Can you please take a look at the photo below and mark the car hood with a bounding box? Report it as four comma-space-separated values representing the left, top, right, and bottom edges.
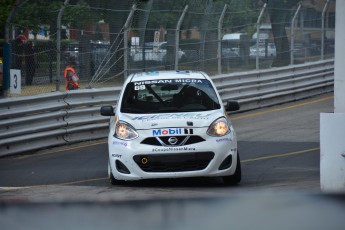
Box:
118, 110, 224, 130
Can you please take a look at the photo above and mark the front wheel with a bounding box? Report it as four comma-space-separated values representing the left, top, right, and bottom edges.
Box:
222, 152, 241, 186
108, 160, 122, 185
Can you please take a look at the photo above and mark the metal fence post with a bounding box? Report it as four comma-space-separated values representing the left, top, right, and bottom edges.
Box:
217, 4, 227, 75
124, 4, 136, 79
290, 4, 301, 65
3, 0, 21, 97
175, 5, 189, 71
56, 0, 69, 92
321, 0, 330, 60
55, 0, 69, 91
256, 3, 266, 70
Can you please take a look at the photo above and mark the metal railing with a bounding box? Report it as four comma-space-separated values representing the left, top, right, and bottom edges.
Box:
0, 60, 334, 157
213, 59, 334, 111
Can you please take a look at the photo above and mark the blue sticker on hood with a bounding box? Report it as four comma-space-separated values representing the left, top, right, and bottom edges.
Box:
132, 113, 212, 121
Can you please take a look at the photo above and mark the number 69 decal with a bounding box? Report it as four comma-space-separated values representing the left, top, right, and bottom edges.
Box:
134, 85, 146, 91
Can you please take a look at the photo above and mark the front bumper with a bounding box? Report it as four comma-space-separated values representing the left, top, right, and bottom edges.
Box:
108, 128, 238, 181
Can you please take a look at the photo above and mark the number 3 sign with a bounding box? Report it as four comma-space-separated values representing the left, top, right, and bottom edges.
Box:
10, 69, 21, 94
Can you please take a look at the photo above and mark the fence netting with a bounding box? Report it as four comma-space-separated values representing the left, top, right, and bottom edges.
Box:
4, 0, 335, 97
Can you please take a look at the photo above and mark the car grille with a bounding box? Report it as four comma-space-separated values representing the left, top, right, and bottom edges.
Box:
133, 152, 214, 172
141, 135, 205, 146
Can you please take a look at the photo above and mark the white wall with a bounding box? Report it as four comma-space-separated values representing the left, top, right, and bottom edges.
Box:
320, 0, 345, 192
334, 0, 345, 113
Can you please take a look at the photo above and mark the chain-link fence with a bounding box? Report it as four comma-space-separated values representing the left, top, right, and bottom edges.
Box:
2, 0, 335, 97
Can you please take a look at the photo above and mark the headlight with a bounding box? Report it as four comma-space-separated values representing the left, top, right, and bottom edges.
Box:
207, 117, 230, 137
114, 121, 138, 140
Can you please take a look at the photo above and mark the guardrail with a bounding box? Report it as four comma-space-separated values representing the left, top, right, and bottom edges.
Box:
0, 60, 334, 157
213, 59, 334, 111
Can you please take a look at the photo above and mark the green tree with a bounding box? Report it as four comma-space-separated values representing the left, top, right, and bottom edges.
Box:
0, 0, 16, 39
2, 0, 100, 40
221, 0, 260, 35
267, 0, 300, 66
12, 0, 61, 39
85, 0, 145, 75
63, 0, 102, 33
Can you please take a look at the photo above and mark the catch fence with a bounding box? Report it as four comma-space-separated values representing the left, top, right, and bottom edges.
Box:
1, 0, 335, 97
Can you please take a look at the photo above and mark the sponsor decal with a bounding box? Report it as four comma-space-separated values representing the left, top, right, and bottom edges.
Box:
184, 128, 193, 134
216, 137, 232, 143
112, 140, 128, 147
134, 80, 173, 85
174, 79, 203, 83
132, 113, 212, 121
134, 85, 146, 91
151, 128, 194, 136
152, 147, 196, 152
133, 79, 203, 86
112, 154, 122, 158
145, 71, 159, 76
152, 128, 183, 136
176, 71, 190, 75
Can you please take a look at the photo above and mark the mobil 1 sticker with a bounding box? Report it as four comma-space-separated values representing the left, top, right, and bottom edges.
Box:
152, 128, 193, 136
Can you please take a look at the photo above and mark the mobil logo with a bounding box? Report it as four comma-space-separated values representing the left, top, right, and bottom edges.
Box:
152, 128, 182, 136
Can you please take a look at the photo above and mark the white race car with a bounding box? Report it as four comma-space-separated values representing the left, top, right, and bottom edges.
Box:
101, 70, 241, 185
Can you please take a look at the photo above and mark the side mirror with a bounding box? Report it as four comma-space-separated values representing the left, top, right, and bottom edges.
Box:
225, 101, 240, 112
100, 106, 115, 116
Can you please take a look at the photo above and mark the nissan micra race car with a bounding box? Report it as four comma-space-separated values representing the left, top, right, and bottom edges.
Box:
100, 70, 241, 185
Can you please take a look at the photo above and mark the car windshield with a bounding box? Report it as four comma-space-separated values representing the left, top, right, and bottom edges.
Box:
120, 78, 221, 114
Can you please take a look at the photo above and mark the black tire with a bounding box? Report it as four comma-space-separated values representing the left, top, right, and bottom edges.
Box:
222, 152, 241, 186
108, 161, 122, 185
109, 171, 118, 185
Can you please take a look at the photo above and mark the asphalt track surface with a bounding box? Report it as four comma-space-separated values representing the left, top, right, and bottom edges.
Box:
1, 93, 345, 230
0, 93, 333, 193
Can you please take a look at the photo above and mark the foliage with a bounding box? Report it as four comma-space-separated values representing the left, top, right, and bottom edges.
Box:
221, 0, 260, 33
63, 0, 102, 28
267, 0, 300, 66
0, 0, 15, 38
13, 0, 61, 36
0, 0, 15, 24
4, 0, 102, 40
143, 0, 259, 31
2, 0, 261, 40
